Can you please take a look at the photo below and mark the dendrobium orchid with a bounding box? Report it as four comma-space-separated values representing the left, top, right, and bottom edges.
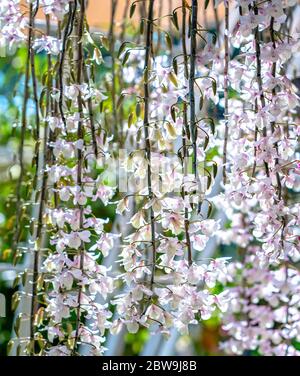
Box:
4, 0, 300, 357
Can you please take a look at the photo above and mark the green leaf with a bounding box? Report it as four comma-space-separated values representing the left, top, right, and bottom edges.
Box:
37, 274, 44, 291
118, 42, 127, 58
199, 96, 204, 110
165, 33, 172, 50
39, 87, 48, 116
130, 3, 136, 18
213, 163, 218, 178
136, 102, 141, 118
14, 314, 22, 337
85, 30, 95, 45
171, 106, 176, 123
207, 202, 213, 218
35, 307, 45, 327
11, 292, 20, 312
93, 47, 103, 65
122, 50, 131, 66
22, 269, 28, 286
13, 275, 20, 289
197, 201, 202, 214
143, 68, 148, 83
29, 220, 35, 236
166, 122, 177, 138
171, 12, 179, 30
117, 93, 125, 109
209, 119, 215, 134
204, 135, 209, 150
140, 18, 144, 35
100, 36, 110, 51
7, 340, 14, 355
172, 59, 178, 75
13, 250, 22, 266
128, 112, 134, 128
207, 173, 212, 190
168, 72, 178, 87
212, 79, 217, 96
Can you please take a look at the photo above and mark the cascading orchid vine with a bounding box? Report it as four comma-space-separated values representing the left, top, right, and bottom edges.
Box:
41, 1, 116, 356
215, 0, 300, 356
2, 0, 299, 357
111, 0, 231, 338
4, 0, 115, 356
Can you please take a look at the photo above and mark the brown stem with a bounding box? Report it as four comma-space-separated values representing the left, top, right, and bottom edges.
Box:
59, 1, 77, 130
51, 21, 62, 209
222, 1, 229, 184
270, 17, 282, 201
251, 99, 259, 178
190, 0, 198, 179
29, 12, 52, 356
28, 1, 41, 353
156, 0, 163, 54
83, 65, 98, 157
118, 0, 129, 145
72, 0, 85, 355
143, 0, 156, 287
30, 11, 41, 192
119, 0, 130, 42
13, 2, 34, 250
168, 0, 173, 37
254, 3, 269, 177
109, 0, 118, 136
182, 0, 192, 266
213, 0, 220, 37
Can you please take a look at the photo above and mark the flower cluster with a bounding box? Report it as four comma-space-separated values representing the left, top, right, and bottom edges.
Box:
217, 0, 300, 355
40, 0, 74, 19
221, 250, 300, 356
19, 1, 117, 355
0, 0, 26, 49
112, 0, 230, 338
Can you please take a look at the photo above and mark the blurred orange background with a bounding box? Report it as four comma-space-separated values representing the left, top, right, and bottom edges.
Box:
21, 0, 223, 31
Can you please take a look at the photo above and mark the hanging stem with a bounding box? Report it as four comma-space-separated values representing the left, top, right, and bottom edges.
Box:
182, 0, 192, 266
270, 17, 282, 200
120, 0, 130, 42
73, 0, 85, 355
168, 0, 173, 37
13, 1, 34, 250
31, 1, 41, 192
156, 0, 163, 54
222, 1, 229, 184
189, 0, 198, 179
142, 0, 156, 287
29, 9, 52, 356
109, 0, 118, 135
83, 64, 98, 157
253, 2, 269, 177
29, 0, 45, 354
51, 21, 62, 209
117, 0, 129, 145
59, 1, 77, 130
213, 0, 220, 37
251, 98, 259, 178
